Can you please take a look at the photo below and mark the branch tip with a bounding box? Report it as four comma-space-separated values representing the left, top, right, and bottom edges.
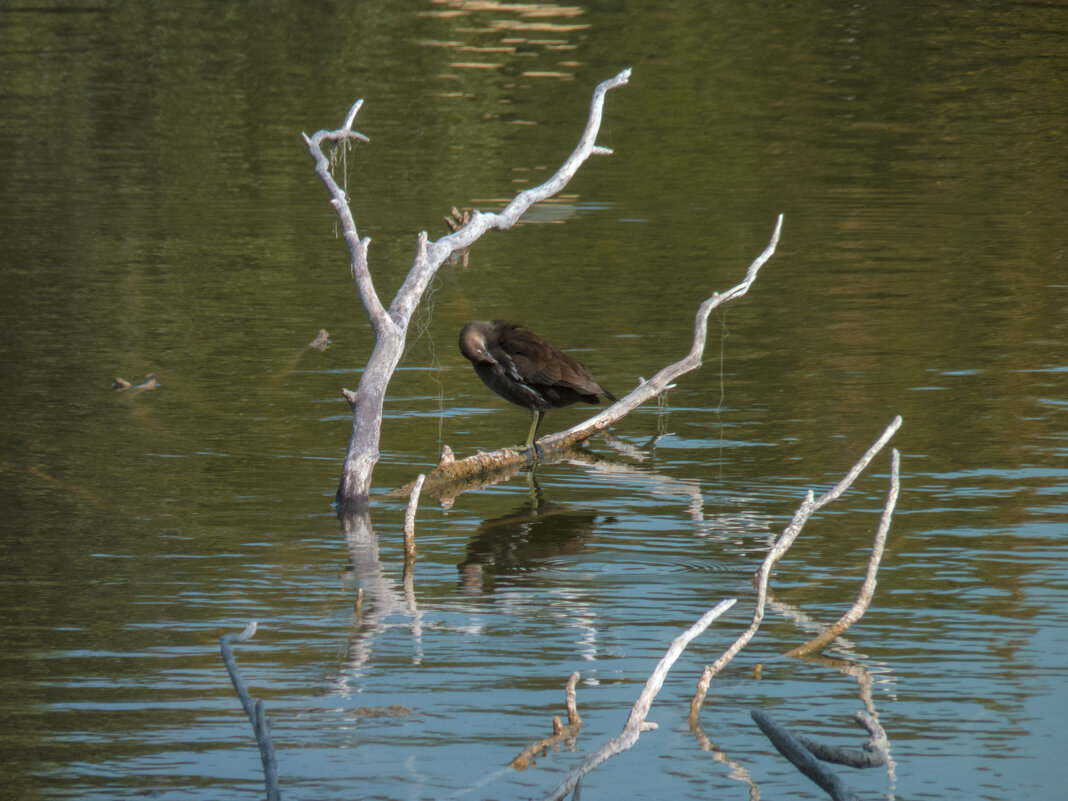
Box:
343, 98, 364, 132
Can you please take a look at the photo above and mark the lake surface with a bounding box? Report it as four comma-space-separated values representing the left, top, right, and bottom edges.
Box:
1, 2, 1065, 799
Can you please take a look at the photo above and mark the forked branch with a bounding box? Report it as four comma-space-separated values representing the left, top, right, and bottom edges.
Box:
303, 69, 633, 510
689, 416, 902, 720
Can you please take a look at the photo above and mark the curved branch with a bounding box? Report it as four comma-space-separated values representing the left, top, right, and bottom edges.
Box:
787, 448, 901, 657
407, 215, 784, 497
751, 710, 861, 801
303, 106, 388, 332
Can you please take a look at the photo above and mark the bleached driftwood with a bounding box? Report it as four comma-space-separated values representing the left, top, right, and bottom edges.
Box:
404, 214, 783, 499
787, 448, 900, 657
689, 416, 902, 720
541, 598, 737, 801
303, 69, 632, 511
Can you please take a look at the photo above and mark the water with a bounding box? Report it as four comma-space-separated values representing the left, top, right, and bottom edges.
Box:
1, 1, 1065, 799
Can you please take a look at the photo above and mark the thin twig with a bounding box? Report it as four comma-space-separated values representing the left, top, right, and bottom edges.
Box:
220, 622, 281, 801
403, 473, 424, 561
511, 672, 584, 770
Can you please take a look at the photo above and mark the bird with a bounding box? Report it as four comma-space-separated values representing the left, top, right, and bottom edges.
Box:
459, 319, 618, 450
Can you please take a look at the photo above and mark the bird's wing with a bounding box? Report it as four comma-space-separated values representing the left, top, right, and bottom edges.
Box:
497, 324, 605, 395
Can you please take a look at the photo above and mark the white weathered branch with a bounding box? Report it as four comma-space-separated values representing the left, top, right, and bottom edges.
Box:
689, 416, 902, 720
541, 598, 736, 801
408, 214, 784, 498
787, 448, 900, 657
305, 69, 632, 509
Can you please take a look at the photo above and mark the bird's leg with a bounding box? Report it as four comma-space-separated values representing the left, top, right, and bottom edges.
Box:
524, 409, 545, 451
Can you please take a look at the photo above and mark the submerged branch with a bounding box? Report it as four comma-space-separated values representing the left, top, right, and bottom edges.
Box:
751, 711, 860, 801
220, 622, 281, 801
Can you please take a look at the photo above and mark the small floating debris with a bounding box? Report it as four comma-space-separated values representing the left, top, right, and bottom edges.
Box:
307, 329, 331, 351
112, 373, 158, 392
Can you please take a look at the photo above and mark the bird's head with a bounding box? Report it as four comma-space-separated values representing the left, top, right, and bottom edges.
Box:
459, 321, 498, 365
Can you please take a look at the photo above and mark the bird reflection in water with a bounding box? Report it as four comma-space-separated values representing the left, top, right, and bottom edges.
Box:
458, 475, 613, 593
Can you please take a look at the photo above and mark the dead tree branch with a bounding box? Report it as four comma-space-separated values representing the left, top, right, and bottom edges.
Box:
541, 598, 736, 801
511, 672, 583, 770
303, 69, 632, 511
220, 622, 281, 801
787, 448, 900, 657
689, 416, 902, 721
407, 214, 784, 497
750, 710, 862, 801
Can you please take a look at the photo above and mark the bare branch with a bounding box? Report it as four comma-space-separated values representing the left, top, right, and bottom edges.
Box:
689, 417, 902, 720
511, 672, 584, 770
308, 70, 632, 509
423, 68, 633, 267
542, 598, 736, 801
220, 623, 281, 801
787, 448, 901, 657
303, 107, 387, 331
407, 215, 784, 498
793, 710, 890, 769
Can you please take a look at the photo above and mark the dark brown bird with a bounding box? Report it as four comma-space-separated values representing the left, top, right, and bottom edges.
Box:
459, 320, 617, 449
